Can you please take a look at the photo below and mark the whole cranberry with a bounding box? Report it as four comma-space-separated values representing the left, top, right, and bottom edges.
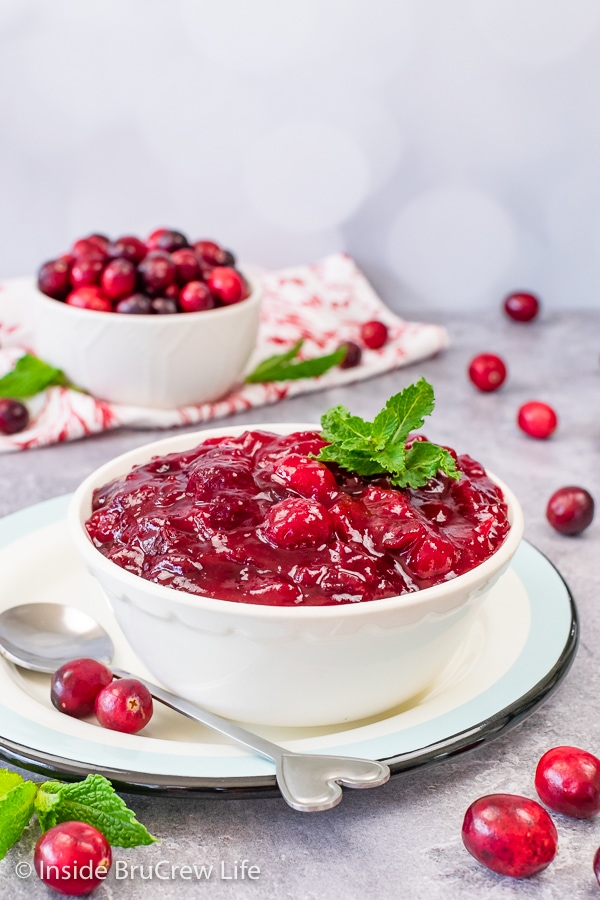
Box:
109, 235, 147, 264
37, 258, 71, 299
147, 228, 188, 252
70, 257, 104, 290
273, 454, 338, 504
115, 294, 153, 314
207, 267, 248, 305
51, 658, 113, 718
261, 497, 333, 549
163, 282, 180, 301
338, 341, 362, 369
461, 794, 558, 878
360, 320, 389, 350
151, 297, 179, 314
101, 258, 137, 300
86, 233, 111, 254
468, 353, 507, 392
66, 287, 112, 312
71, 237, 108, 261
95, 678, 153, 734
0, 398, 29, 435
34, 821, 112, 896
179, 280, 215, 312
194, 239, 228, 266
171, 247, 201, 285
546, 486, 594, 535
517, 401, 557, 439
504, 292, 540, 322
138, 251, 176, 296
535, 746, 600, 818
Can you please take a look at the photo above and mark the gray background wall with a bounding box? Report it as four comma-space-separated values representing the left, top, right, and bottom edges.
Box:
1, 0, 600, 312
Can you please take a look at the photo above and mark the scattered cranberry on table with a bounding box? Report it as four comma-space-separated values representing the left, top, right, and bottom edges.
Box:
338, 341, 362, 369
517, 401, 558, 439
546, 486, 594, 535
360, 320, 389, 350
51, 657, 113, 718
34, 821, 112, 896
504, 291, 540, 322
461, 793, 558, 878
0, 398, 29, 435
95, 678, 153, 734
468, 353, 507, 392
535, 746, 600, 819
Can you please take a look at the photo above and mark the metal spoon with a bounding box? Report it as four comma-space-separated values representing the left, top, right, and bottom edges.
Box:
0, 603, 389, 812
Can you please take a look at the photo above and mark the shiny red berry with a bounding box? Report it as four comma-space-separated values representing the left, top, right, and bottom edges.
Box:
517, 401, 557, 439
51, 658, 113, 718
34, 821, 112, 896
262, 497, 333, 549
468, 353, 507, 392
86, 234, 111, 254
535, 746, 600, 818
461, 793, 558, 879
504, 292, 540, 322
171, 248, 201, 285
360, 320, 389, 350
37, 259, 71, 299
138, 252, 176, 296
109, 235, 147, 264
70, 257, 104, 290
179, 281, 215, 312
71, 238, 108, 261
66, 287, 112, 312
339, 341, 362, 369
147, 228, 188, 252
194, 239, 228, 266
207, 267, 248, 305
546, 486, 594, 535
95, 678, 153, 734
101, 258, 136, 300
115, 294, 153, 314
0, 398, 29, 435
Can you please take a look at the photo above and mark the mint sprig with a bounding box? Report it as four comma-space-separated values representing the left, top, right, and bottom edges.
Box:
316, 377, 460, 489
0, 353, 70, 399
0, 769, 156, 860
245, 339, 346, 383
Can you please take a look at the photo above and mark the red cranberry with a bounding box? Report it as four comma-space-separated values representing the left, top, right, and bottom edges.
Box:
339, 341, 362, 369
37, 258, 71, 299
115, 294, 153, 314
0, 398, 29, 435
262, 497, 333, 549
221, 249, 236, 266
461, 794, 558, 879
51, 658, 113, 717
71, 237, 108, 261
171, 247, 201, 285
504, 292, 540, 322
360, 320, 389, 350
273, 455, 338, 503
95, 678, 153, 733
517, 401, 557, 439
66, 287, 112, 312
179, 281, 215, 312
535, 746, 600, 818
468, 353, 507, 392
86, 233, 111, 254
546, 486, 594, 535
138, 252, 176, 296
194, 239, 228, 266
151, 297, 179, 314
109, 235, 147, 264
207, 266, 248, 305
70, 257, 104, 290
34, 821, 112, 896
147, 228, 188, 252
163, 282, 180, 301
101, 258, 137, 300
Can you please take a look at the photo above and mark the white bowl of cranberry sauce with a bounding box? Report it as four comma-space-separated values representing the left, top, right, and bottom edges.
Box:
68, 424, 524, 727
31, 230, 261, 408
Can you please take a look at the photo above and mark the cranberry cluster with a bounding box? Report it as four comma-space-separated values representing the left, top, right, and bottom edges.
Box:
37, 229, 250, 314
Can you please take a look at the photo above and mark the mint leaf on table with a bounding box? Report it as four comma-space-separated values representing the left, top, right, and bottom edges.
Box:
0, 353, 69, 399
316, 377, 460, 489
0, 770, 38, 859
245, 339, 346, 383
34, 774, 157, 847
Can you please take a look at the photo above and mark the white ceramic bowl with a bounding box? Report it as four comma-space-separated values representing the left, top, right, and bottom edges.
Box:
68, 424, 524, 727
30, 274, 262, 409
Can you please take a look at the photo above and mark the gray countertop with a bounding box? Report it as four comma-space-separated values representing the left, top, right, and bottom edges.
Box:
1, 309, 599, 899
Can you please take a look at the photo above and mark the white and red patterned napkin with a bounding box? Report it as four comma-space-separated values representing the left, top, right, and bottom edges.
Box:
0, 254, 448, 452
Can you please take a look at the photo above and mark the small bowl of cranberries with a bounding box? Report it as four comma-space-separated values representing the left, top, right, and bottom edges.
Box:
31, 229, 262, 408
68, 421, 524, 728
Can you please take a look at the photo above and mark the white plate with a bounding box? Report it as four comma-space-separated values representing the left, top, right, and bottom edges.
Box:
0, 496, 577, 796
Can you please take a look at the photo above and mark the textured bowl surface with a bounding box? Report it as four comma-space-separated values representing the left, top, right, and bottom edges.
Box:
30, 274, 262, 409
68, 424, 525, 726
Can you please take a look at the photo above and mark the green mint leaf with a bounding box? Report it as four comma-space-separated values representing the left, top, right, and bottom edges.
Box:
35, 775, 157, 848
245, 342, 346, 383
316, 443, 386, 477
371, 378, 434, 451
0, 769, 37, 860
0, 353, 69, 399
393, 441, 460, 489
319, 405, 374, 449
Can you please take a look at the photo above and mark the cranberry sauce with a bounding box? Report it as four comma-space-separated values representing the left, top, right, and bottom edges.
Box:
86, 430, 510, 607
